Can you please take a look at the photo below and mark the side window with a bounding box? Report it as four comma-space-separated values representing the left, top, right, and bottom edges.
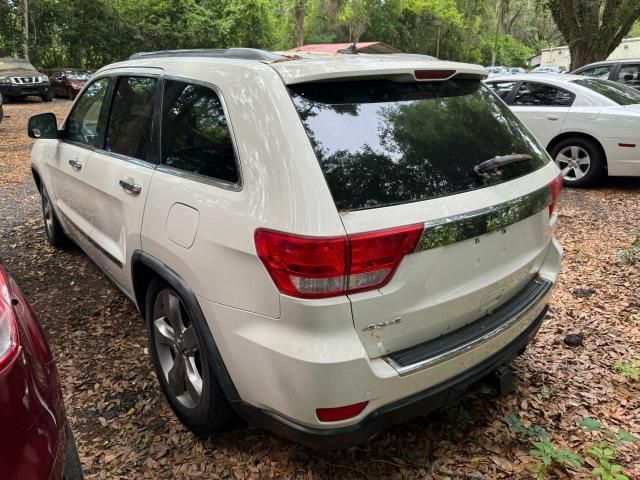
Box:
512, 82, 574, 107
579, 65, 612, 79
487, 81, 516, 101
161, 80, 239, 184
104, 76, 157, 161
65, 77, 111, 147
618, 64, 640, 88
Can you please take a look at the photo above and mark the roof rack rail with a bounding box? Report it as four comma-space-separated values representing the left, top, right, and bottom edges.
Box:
129, 48, 285, 62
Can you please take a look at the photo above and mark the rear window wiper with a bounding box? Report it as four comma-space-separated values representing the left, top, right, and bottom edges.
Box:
474, 154, 532, 179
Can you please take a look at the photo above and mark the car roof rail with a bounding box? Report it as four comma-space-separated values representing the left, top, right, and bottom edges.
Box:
128, 48, 286, 62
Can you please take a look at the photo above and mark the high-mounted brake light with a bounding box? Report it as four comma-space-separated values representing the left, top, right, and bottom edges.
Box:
0, 270, 19, 371
255, 224, 423, 299
316, 401, 368, 422
414, 69, 455, 80
548, 175, 563, 223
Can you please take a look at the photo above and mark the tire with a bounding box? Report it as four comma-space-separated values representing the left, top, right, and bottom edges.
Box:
145, 278, 236, 434
63, 425, 84, 480
549, 137, 605, 188
67, 88, 75, 100
40, 184, 68, 248
41, 91, 53, 102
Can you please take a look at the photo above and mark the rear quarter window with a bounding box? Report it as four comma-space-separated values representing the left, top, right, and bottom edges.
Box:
289, 79, 550, 211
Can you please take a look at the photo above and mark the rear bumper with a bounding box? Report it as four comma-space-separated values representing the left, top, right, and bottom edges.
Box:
238, 305, 547, 449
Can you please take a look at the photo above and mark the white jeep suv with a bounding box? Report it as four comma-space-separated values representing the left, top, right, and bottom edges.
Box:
28, 48, 563, 448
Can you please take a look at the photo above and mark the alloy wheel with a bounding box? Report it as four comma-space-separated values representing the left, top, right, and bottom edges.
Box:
42, 188, 54, 238
555, 146, 591, 182
153, 289, 204, 408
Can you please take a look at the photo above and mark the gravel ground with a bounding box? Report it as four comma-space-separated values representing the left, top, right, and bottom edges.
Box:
0, 100, 639, 479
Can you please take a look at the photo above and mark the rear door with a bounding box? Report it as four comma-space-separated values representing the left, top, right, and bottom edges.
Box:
508, 81, 573, 147
289, 78, 559, 357
616, 63, 640, 90
82, 72, 161, 294
48, 76, 112, 237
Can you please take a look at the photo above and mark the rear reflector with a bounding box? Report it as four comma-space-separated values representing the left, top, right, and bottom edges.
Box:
548, 175, 563, 222
255, 225, 423, 299
414, 69, 455, 80
316, 401, 368, 422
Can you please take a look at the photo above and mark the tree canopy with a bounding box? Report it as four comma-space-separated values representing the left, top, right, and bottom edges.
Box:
0, 0, 637, 70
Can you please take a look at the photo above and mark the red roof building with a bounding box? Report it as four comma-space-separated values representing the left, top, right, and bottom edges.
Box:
288, 42, 400, 54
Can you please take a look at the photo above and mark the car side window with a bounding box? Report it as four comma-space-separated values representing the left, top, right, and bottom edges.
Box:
104, 76, 157, 161
487, 81, 516, 101
161, 80, 239, 185
579, 65, 612, 79
512, 82, 574, 107
65, 77, 111, 147
618, 64, 640, 88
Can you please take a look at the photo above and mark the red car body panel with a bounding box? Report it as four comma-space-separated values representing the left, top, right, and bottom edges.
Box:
0, 265, 67, 480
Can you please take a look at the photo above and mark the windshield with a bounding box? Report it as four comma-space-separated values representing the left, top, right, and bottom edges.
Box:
571, 78, 640, 105
66, 71, 91, 80
289, 79, 550, 211
0, 59, 37, 72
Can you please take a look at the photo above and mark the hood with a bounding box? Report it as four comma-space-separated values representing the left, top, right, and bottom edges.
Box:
0, 68, 43, 78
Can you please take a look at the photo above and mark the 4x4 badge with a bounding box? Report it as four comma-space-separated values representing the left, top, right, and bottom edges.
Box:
362, 317, 402, 332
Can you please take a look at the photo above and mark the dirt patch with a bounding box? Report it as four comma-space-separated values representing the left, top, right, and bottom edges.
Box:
1, 100, 639, 479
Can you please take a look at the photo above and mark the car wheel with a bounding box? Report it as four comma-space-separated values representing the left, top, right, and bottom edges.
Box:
550, 137, 605, 187
145, 279, 236, 434
41, 91, 53, 102
63, 425, 83, 480
67, 88, 75, 100
40, 184, 68, 247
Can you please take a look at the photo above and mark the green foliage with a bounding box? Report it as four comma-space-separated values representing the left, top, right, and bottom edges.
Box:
577, 419, 637, 480
618, 232, 640, 265
615, 356, 640, 380
0, 0, 564, 70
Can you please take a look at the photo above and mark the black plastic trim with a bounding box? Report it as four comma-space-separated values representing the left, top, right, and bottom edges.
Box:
237, 305, 548, 450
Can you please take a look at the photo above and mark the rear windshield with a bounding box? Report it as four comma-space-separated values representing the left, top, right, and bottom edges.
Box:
289, 79, 549, 211
571, 78, 640, 105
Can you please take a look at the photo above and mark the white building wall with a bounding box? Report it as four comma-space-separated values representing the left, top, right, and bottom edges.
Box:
540, 37, 640, 69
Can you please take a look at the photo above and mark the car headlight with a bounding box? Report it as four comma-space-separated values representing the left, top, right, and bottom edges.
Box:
0, 77, 10, 84
41, 75, 49, 83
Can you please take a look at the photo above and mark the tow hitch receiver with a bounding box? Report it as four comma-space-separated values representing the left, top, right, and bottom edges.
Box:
491, 365, 515, 396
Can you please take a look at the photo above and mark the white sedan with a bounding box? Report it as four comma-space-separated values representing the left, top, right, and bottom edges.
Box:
486, 73, 640, 186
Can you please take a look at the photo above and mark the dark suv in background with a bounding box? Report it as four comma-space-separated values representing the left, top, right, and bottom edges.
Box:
572, 58, 640, 89
0, 58, 52, 102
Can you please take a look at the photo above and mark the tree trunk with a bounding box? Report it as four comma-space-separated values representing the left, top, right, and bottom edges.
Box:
21, 0, 29, 61
293, 0, 305, 47
569, 44, 606, 71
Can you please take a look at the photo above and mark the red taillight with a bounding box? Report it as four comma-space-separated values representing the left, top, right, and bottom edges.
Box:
316, 401, 368, 422
0, 270, 19, 371
348, 224, 424, 294
255, 224, 423, 299
414, 69, 455, 80
548, 175, 563, 221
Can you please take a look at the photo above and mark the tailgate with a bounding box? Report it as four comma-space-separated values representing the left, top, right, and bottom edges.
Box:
342, 163, 559, 358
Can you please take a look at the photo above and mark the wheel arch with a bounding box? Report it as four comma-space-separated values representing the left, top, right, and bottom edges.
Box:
32, 167, 42, 192
130, 250, 242, 404
546, 132, 608, 170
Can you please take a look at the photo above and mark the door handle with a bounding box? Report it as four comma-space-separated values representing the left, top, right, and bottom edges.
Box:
119, 178, 142, 195
68, 159, 83, 170
546, 115, 560, 121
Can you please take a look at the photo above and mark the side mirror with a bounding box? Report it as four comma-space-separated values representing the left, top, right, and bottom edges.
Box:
28, 113, 59, 139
